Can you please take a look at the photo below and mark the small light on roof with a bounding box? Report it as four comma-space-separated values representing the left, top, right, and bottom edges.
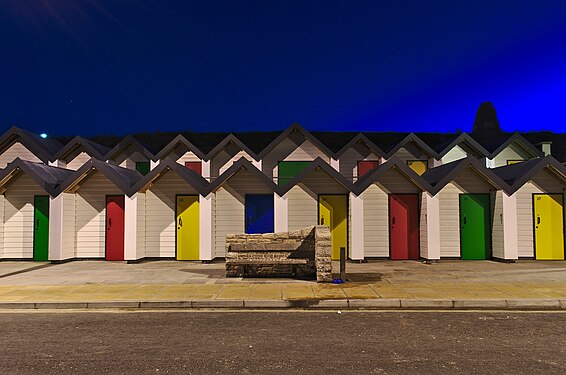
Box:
40, 133, 48, 139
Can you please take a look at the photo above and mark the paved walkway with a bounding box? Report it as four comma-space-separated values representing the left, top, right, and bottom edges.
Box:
0, 260, 566, 309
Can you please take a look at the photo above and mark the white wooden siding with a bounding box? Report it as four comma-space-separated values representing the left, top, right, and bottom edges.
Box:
214, 187, 243, 257
262, 138, 296, 179
145, 171, 199, 258
515, 170, 564, 258
3, 175, 45, 258
491, 143, 530, 167
375, 168, 421, 194
175, 151, 201, 166
492, 191, 504, 259
452, 167, 493, 193
419, 192, 428, 258
212, 149, 255, 178
441, 145, 467, 164
438, 183, 461, 257
0, 142, 42, 168
391, 143, 427, 162
362, 184, 389, 257
61, 193, 76, 259
285, 140, 329, 162
66, 152, 91, 171
136, 193, 146, 257
75, 172, 123, 258
287, 185, 317, 231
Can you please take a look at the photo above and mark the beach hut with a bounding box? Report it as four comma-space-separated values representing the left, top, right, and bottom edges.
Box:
276, 158, 353, 260
105, 135, 155, 175
352, 157, 430, 261
58, 159, 142, 261
153, 135, 207, 178
0, 126, 62, 168
484, 133, 543, 168
493, 157, 566, 260
0, 159, 72, 260
207, 158, 278, 258
369, 133, 437, 176
50, 136, 109, 170
206, 134, 260, 181
421, 157, 507, 260
131, 158, 210, 261
334, 134, 385, 182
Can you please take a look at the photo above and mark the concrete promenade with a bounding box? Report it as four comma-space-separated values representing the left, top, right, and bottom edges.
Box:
1, 260, 566, 309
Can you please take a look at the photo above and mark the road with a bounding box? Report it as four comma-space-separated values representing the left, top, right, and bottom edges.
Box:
0, 310, 565, 374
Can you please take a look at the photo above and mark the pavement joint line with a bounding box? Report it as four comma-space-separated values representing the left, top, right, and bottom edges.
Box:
0, 263, 56, 279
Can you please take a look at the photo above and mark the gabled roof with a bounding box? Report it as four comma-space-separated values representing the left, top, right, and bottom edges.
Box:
0, 158, 74, 196
51, 136, 110, 162
131, 157, 209, 195
421, 156, 508, 195
277, 157, 354, 196
382, 133, 437, 159
205, 133, 260, 161
59, 158, 143, 197
206, 157, 278, 195
154, 134, 206, 161
492, 156, 566, 195
352, 157, 431, 195
436, 133, 490, 158
334, 133, 386, 159
104, 135, 156, 161
0, 126, 63, 162
256, 123, 335, 160
483, 132, 544, 159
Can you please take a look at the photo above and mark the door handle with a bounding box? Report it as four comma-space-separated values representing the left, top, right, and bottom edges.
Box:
463, 216, 467, 225
178, 217, 183, 228
392, 217, 396, 225
320, 216, 324, 225
36, 218, 40, 229
537, 216, 540, 225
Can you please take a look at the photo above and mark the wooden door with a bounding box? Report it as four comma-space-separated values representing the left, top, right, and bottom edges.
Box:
533, 194, 564, 260
105, 195, 125, 261
176, 195, 200, 260
245, 194, 274, 234
33, 196, 49, 261
389, 194, 419, 260
459, 194, 491, 260
318, 195, 348, 260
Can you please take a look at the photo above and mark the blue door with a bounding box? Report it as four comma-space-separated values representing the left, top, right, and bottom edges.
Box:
245, 194, 274, 234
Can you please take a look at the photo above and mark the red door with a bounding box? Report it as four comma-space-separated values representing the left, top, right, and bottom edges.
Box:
357, 161, 379, 178
389, 194, 419, 260
106, 195, 125, 261
185, 161, 202, 175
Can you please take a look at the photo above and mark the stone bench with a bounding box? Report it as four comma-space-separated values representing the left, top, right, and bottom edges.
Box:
224, 226, 332, 282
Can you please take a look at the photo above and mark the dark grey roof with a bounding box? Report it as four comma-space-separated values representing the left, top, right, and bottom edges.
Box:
206, 157, 278, 195
421, 156, 508, 195
435, 133, 490, 158
205, 134, 260, 161
0, 158, 74, 196
51, 136, 110, 162
483, 132, 544, 159
154, 135, 206, 161
491, 156, 566, 194
0, 126, 63, 162
104, 135, 155, 161
334, 133, 386, 158
131, 157, 209, 195
277, 157, 354, 196
256, 123, 335, 160
59, 158, 144, 197
352, 157, 431, 195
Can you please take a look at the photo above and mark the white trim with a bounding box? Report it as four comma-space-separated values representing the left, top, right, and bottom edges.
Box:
330, 158, 339, 171
199, 194, 213, 260
124, 194, 141, 260
350, 193, 364, 260
424, 192, 441, 259
502, 192, 519, 260
274, 193, 288, 233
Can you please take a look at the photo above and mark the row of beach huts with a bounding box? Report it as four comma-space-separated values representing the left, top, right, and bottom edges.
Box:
0, 124, 564, 263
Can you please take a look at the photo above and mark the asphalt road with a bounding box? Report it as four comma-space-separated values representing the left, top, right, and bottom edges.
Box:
0, 310, 565, 374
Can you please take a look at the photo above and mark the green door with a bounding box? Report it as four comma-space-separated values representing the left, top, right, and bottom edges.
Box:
278, 161, 310, 186
459, 194, 491, 260
33, 196, 49, 261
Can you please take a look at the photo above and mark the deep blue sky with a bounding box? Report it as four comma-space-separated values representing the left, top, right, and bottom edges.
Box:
1, 1, 565, 136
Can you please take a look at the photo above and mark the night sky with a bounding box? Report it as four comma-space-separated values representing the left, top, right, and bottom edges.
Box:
1, 1, 565, 137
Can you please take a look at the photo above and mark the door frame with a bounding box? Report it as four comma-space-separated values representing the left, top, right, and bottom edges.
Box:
387, 193, 421, 260
458, 193, 492, 260
104, 195, 125, 261
174, 194, 200, 260
317, 194, 349, 258
33, 195, 50, 261
532, 193, 565, 260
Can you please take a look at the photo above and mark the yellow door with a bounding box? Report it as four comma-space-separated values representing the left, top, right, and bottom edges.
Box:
176, 195, 200, 260
533, 194, 564, 260
319, 195, 348, 260
407, 160, 427, 175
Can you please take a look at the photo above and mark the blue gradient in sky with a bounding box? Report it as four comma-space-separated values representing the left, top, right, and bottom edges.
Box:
0, 1, 565, 136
